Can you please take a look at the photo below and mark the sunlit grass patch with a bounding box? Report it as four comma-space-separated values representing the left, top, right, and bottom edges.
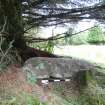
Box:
54, 45, 105, 64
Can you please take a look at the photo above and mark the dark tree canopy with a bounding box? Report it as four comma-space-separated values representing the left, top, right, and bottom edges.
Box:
22, 0, 105, 28
0, 0, 105, 40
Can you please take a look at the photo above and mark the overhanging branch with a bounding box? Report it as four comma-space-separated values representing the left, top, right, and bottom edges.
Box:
23, 3, 105, 27
25, 25, 97, 43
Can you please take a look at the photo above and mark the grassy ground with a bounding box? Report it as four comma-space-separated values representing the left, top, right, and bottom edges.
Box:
1, 45, 105, 105
1, 65, 105, 105
54, 45, 105, 65
53, 45, 105, 105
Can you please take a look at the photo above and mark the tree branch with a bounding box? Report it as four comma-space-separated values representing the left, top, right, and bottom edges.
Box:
25, 25, 97, 43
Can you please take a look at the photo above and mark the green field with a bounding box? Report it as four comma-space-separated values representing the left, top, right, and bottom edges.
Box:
54, 45, 105, 65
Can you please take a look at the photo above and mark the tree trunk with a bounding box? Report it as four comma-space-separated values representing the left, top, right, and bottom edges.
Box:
0, 0, 26, 49
0, 0, 57, 62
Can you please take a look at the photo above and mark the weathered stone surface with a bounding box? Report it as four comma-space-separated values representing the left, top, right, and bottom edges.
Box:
23, 57, 95, 79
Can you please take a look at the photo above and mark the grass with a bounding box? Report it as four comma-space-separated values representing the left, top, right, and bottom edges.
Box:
1, 76, 105, 105
0, 71, 105, 105
0, 93, 48, 105
60, 71, 105, 105
1, 45, 105, 105
54, 45, 105, 105
54, 45, 105, 64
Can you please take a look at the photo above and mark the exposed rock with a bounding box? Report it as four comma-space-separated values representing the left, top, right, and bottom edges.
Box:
23, 57, 96, 79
